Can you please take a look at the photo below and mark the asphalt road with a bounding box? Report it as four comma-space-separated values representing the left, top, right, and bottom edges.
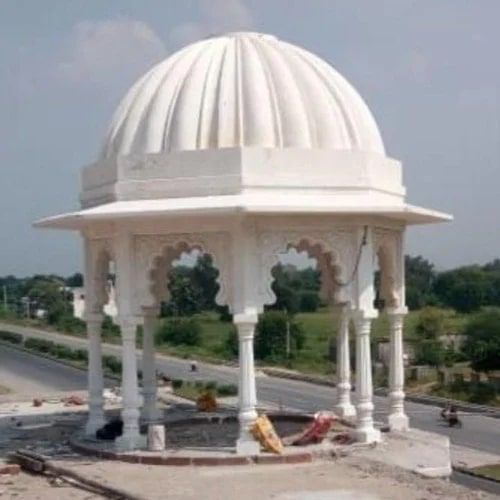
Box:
1, 322, 499, 457
2, 343, 499, 497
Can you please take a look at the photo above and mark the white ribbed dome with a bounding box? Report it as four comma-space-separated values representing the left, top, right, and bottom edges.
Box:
101, 32, 385, 159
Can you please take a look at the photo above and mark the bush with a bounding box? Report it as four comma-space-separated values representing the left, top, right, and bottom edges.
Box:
172, 379, 184, 390
217, 383, 238, 397
462, 309, 500, 372
156, 318, 202, 346
102, 315, 120, 338
49, 343, 74, 360
56, 315, 86, 335
255, 311, 305, 361
24, 337, 55, 353
0, 330, 23, 344
205, 380, 217, 391
224, 327, 238, 357
467, 382, 497, 404
298, 291, 320, 312
415, 307, 446, 340
217, 305, 232, 322
103, 355, 121, 374
74, 349, 88, 362
414, 339, 445, 368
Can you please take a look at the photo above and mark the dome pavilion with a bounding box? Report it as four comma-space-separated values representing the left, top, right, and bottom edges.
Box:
35, 32, 451, 453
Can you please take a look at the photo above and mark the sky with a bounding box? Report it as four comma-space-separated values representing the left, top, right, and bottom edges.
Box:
0, 0, 499, 276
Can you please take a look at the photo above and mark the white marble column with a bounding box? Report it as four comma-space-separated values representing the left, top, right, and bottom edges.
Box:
387, 307, 409, 431
234, 313, 260, 455
335, 305, 356, 419
84, 313, 106, 436
141, 309, 162, 422
115, 318, 143, 451
353, 313, 381, 443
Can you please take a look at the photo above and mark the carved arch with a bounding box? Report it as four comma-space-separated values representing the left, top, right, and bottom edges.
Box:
258, 227, 358, 307
133, 232, 232, 312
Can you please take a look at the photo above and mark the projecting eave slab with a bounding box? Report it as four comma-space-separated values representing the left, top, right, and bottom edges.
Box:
33, 195, 452, 230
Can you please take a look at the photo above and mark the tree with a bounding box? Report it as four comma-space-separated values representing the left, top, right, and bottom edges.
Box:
298, 290, 320, 312
191, 253, 219, 310
156, 317, 202, 346
414, 340, 446, 368
405, 255, 436, 310
462, 309, 500, 372
415, 307, 446, 340
162, 253, 220, 316
254, 311, 305, 361
25, 277, 72, 324
433, 266, 488, 313
164, 267, 202, 316
66, 272, 83, 287
270, 263, 321, 314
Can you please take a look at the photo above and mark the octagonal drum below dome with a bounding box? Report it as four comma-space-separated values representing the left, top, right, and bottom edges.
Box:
101, 32, 385, 159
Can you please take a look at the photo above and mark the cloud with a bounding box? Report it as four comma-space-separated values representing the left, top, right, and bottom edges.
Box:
169, 0, 254, 47
57, 18, 167, 89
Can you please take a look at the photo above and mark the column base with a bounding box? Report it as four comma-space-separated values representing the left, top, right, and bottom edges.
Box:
236, 437, 261, 456
388, 412, 409, 432
354, 426, 381, 444
115, 432, 146, 451
141, 406, 164, 423
335, 402, 356, 420
84, 415, 106, 437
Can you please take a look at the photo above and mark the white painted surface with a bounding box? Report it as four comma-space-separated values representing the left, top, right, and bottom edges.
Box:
100, 32, 385, 158
33, 30, 454, 453
84, 315, 105, 436
335, 305, 355, 419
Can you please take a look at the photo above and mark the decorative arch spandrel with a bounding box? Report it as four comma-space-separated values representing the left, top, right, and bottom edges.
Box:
257, 227, 358, 307
133, 232, 233, 312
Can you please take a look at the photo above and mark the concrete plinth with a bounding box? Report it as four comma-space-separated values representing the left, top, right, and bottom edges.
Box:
236, 438, 261, 456
335, 403, 356, 420
387, 413, 409, 432
353, 427, 381, 444
115, 433, 147, 452
358, 428, 452, 478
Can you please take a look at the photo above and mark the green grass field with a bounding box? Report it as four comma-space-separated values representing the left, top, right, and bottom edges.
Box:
155, 307, 468, 375
472, 464, 500, 481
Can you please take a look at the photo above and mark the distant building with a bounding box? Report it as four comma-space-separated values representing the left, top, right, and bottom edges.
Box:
71, 281, 117, 319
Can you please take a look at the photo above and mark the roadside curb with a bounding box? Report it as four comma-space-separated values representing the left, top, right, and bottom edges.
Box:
0, 340, 121, 383
261, 367, 336, 387
453, 465, 500, 484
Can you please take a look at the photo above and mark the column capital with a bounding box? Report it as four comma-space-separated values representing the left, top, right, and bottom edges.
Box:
118, 316, 140, 341
233, 312, 259, 325
351, 308, 378, 322
386, 306, 409, 317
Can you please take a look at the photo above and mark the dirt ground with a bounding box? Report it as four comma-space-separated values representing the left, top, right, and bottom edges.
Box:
0, 398, 497, 500
0, 456, 496, 500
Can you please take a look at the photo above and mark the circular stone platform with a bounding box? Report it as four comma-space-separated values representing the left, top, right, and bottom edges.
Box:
70, 413, 342, 466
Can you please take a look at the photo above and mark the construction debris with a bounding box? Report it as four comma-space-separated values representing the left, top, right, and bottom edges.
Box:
0, 464, 20, 476
252, 415, 284, 454
96, 419, 123, 440
292, 412, 335, 446
196, 392, 217, 412
9, 450, 146, 500
62, 395, 84, 407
